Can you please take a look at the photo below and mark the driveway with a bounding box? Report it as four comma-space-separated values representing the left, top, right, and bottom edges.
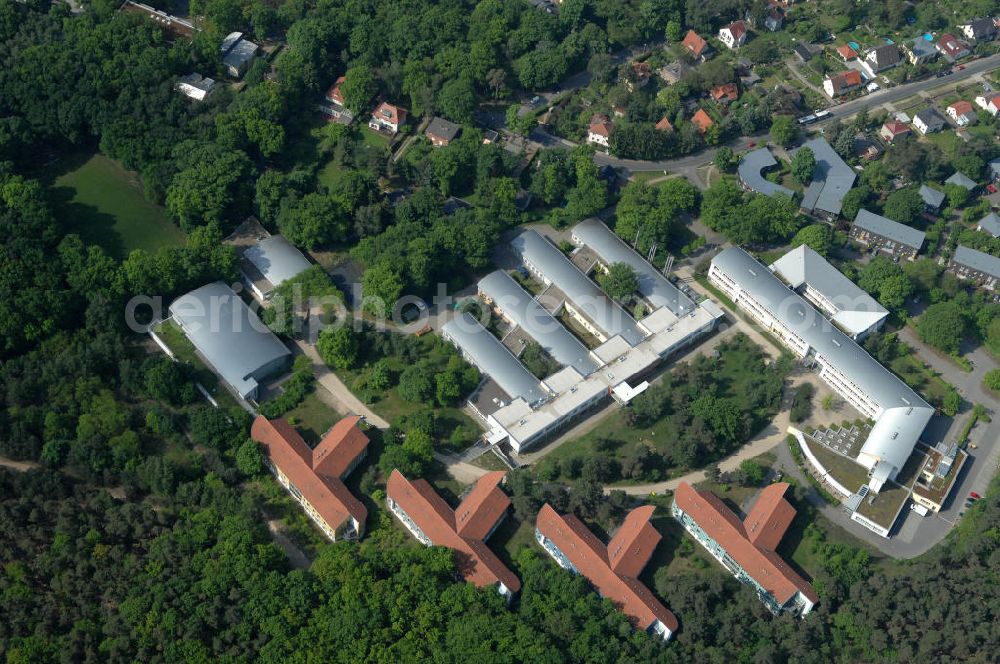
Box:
293, 340, 390, 429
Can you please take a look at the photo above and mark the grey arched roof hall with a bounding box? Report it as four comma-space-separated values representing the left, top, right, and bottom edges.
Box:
510, 230, 646, 346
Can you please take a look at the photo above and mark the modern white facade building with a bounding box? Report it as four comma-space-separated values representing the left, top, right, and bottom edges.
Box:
709, 248, 934, 492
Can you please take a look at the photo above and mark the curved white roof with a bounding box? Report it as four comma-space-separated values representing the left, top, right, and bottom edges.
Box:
168, 282, 291, 398
511, 230, 646, 346
479, 271, 598, 376
712, 248, 933, 476
243, 235, 311, 289
441, 312, 548, 405
770, 245, 888, 338
571, 219, 696, 317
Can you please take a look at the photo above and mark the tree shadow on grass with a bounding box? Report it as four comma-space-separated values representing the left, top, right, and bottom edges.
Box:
48, 185, 128, 259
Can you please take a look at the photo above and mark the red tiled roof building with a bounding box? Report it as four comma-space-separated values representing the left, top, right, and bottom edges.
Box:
387, 470, 521, 600
251, 415, 369, 541
691, 108, 714, 134
672, 482, 818, 616
534, 504, 678, 641
682, 30, 710, 59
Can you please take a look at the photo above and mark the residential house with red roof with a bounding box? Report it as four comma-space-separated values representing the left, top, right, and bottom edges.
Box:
682, 29, 711, 61
823, 70, 862, 98
587, 113, 613, 149
369, 101, 408, 134
655, 116, 674, 132
879, 120, 911, 143
710, 82, 740, 104
535, 504, 678, 641
718, 20, 748, 50
625, 61, 652, 92
936, 33, 971, 62
947, 100, 977, 126
975, 93, 1000, 116
835, 44, 858, 61
672, 482, 818, 616
387, 470, 521, 601
319, 75, 354, 124
691, 108, 714, 134
251, 415, 369, 542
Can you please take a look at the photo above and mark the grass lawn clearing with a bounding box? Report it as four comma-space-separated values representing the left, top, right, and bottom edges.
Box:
286, 390, 341, 444
47, 153, 184, 259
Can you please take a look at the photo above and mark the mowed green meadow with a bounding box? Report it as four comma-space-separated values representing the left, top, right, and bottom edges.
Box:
48, 153, 186, 259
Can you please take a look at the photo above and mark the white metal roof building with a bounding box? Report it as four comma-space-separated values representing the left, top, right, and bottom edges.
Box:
710, 248, 933, 492
770, 245, 888, 339
736, 148, 796, 199
510, 230, 646, 346
571, 218, 697, 317
478, 271, 598, 376
852, 209, 926, 251
242, 235, 312, 299
168, 282, 292, 400
796, 138, 856, 217
441, 312, 549, 406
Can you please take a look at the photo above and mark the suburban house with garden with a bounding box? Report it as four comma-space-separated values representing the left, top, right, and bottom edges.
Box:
251, 415, 370, 542
535, 504, 678, 641
936, 33, 971, 61
369, 101, 407, 134
681, 29, 711, 61
913, 108, 945, 135
959, 18, 996, 42
176, 73, 216, 101
220, 31, 259, 78
426, 117, 462, 147
861, 44, 901, 76
319, 75, 354, 124
946, 101, 977, 126
902, 36, 938, 65
587, 113, 612, 149
718, 20, 748, 50
879, 120, 911, 143
823, 70, 863, 98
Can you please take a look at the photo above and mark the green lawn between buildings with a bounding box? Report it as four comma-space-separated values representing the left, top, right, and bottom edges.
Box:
46, 153, 185, 259
152, 319, 241, 411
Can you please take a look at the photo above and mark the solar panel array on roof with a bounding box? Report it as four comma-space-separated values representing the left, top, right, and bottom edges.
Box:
511, 230, 646, 346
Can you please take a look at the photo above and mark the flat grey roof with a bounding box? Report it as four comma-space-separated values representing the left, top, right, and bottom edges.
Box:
479, 270, 598, 376
712, 248, 933, 474
978, 212, 1000, 237
944, 171, 976, 190
571, 218, 696, 317
915, 107, 943, 125
954, 246, 1000, 278
243, 235, 311, 291
853, 209, 926, 250
770, 245, 887, 338
737, 148, 796, 199
919, 185, 946, 209
169, 282, 291, 398
907, 37, 937, 57
442, 312, 549, 405
511, 230, 646, 346
796, 138, 856, 216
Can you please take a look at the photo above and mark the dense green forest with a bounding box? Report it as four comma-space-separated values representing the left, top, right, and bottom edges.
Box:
1, 1, 999, 662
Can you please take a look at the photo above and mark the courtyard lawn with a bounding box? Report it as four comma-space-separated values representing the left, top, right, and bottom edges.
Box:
48, 153, 185, 259
286, 390, 341, 444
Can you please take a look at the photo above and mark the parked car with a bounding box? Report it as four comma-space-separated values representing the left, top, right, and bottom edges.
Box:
970, 491, 982, 500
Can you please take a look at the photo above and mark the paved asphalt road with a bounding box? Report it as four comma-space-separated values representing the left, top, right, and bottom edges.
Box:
588, 53, 1000, 174
812, 52, 1000, 126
